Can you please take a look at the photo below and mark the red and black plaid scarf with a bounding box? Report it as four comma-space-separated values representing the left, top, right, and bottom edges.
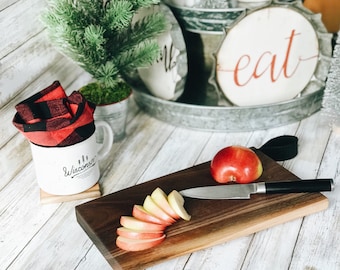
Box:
13, 81, 96, 147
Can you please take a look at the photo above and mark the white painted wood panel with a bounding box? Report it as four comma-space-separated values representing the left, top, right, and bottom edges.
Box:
289, 131, 340, 270
0, 33, 61, 108
0, 0, 46, 59
0, 0, 19, 12
0, 0, 339, 269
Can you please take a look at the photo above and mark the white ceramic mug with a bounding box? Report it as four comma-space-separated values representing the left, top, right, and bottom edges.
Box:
30, 120, 113, 195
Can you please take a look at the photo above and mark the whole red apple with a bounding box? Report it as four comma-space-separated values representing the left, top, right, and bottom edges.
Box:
210, 146, 263, 184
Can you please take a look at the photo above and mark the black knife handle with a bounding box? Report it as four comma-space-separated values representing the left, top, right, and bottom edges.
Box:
264, 179, 334, 194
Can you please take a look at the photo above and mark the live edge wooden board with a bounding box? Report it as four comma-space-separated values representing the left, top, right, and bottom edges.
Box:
75, 151, 329, 270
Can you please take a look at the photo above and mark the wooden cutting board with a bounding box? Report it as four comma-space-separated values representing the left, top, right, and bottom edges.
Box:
75, 150, 329, 270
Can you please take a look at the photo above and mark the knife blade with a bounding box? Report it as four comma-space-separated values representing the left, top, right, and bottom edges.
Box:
179, 179, 334, 199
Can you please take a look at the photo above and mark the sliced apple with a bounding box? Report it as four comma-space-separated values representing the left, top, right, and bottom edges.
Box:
132, 205, 172, 226
116, 188, 192, 252
168, 190, 191, 221
120, 216, 166, 231
143, 195, 176, 224
116, 227, 164, 240
116, 234, 166, 251
151, 187, 181, 219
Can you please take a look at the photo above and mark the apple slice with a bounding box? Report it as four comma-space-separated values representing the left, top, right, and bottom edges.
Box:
143, 195, 176, 224
116, 227, 164, 240
116, 234, 166, 251
132, 205, 172, 226
120, 216, 166, 231
151, 187, 181, 219
168, 190, 191, 221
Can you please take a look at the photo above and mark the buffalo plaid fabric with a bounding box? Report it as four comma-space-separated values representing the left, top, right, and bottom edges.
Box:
13, 81, 96, 147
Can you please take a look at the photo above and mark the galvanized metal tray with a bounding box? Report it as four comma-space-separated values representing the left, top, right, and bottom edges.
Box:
132, 1, 333, 132
133, 85, 325, 132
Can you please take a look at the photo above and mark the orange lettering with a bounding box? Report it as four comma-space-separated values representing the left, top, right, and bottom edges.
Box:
234, 55, 251, 86
218, 29, 318, 87
276, 29, 301, 80
254, 51, 272, 79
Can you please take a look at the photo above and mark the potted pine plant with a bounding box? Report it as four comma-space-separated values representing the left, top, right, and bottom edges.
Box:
42, 0, 167, 141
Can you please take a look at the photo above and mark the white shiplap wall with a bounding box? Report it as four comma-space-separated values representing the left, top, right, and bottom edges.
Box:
0, 0, 91, 188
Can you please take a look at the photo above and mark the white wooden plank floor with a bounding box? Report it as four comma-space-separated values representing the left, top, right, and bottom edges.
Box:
1, 100, 338, 270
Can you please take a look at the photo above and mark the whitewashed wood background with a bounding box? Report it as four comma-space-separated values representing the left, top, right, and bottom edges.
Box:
1, 1, 339, 270
0, 0, 92, 189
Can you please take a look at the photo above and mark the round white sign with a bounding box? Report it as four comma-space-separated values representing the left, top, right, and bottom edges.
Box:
216, 6, 319, 106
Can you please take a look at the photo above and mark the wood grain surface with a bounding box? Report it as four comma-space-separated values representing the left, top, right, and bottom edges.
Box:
40, 183, 101, 204
2, 1, 339, 269
75, 151, 329, 270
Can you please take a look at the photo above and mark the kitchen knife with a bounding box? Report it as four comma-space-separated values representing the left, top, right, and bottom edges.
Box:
180, 179, 334, 199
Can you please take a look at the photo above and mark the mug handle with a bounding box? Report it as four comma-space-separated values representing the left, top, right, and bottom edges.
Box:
95, 120, 114, 160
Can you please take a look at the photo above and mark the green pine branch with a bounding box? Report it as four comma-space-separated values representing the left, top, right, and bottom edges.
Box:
106, 13, 168, 57
116, 40, 161, 72
42, 0, 167, 94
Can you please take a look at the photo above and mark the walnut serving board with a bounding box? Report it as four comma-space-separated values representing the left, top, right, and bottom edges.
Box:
75, 151, 329, 269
